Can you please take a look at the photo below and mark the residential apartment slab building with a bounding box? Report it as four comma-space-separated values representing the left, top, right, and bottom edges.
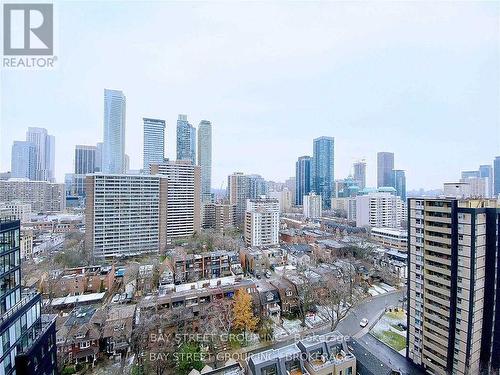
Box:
0, 201, 32, 223
202, 202, 236, 233
228, 172, 251, 226
0, 179, 65, 213
150, 161, 201, 241
85, 174, 168, 258
407, 198, 500, 374
355, 191, 404, 228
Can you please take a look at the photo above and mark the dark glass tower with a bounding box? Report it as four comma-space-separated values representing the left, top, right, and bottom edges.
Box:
312, 137, 334, 209
295, 156, 312, 206
377, 152, 394, 188
0, 218, 57, 375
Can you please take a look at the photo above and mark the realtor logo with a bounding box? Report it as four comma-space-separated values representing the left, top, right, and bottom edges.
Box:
3, 3, 53, 55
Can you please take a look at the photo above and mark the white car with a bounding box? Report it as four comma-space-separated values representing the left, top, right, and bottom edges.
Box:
359, 318, 369, 327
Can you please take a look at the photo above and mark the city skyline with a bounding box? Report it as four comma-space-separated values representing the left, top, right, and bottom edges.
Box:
1, 2, 499, 189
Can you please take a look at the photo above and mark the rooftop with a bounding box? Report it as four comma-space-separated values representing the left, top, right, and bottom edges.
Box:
50, 292, 106, 307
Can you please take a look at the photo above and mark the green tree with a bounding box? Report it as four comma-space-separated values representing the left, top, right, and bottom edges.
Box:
175, 342, 204, 375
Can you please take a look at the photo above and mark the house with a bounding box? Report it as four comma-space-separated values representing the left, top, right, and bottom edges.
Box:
102, 304, 136, 359
141, 275, 257, 321
240, 248, 268, 277
40, 265, 115, 298
241, 247, 286, 276
168, 250, 242, 283
253, 281, 281, 324
56, 305, 104, 368
270, 278, 300, 317
282, 244, 312, 267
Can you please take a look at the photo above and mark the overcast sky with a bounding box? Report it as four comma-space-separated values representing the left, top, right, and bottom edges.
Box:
1, 1, 499, 189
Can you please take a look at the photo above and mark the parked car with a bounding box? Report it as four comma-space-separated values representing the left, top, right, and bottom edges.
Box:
359, 318, 369, 327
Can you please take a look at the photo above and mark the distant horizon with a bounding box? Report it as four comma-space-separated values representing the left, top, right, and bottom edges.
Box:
1, 2, 499, 189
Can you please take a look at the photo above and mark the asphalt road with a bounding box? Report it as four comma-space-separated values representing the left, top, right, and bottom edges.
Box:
336, 290, 403, 337
245, 289, 404, 356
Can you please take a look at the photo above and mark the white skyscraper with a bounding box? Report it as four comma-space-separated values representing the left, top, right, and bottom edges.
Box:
143, 118, 166, 172
197, 120, 212, 202
103, 89, 126, 174
26, 127, 55, 181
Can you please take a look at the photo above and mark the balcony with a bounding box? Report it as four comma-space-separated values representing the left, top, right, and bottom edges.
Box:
1, 291, 39, 325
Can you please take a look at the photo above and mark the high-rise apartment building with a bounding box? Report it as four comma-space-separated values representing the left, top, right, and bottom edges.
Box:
407, 198, 500, 374
151, 161, 201, 241
0, 179, 65, 212
26, 127, 55, 181
103, 89, 126, 174
353, 160, 366, 189
0, 202, 32, 223
202, 202, 236, 233
393, 169, 407, 201
176, 114, 196, 165
377, 152, 394, 188
248, 174, 268, 199
312, 137, 334, 209
0, 219, 58, 375
268, 189, 292, 213
295, 156, 312, 206
197, 120, 212, 202
227, 172, 269, 226
228, 172, 251, 226
143, 118, 166, 172
11, 141, 36, 180
303, 192, 322, 219
355, 191, 404, 228
85, 174, 168, 258
244, 197, 280, 247
285, 177, 296, 207
494, 156, 500, 197
331, 197, 357, 222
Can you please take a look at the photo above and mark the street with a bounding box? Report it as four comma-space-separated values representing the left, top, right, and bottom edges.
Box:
244, 289, 404, 356
336, 290, 403, 336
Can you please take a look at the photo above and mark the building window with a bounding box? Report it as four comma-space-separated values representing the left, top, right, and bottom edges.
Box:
80, 341, 90, 349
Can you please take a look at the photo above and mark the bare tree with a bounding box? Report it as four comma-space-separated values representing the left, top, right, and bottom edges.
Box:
199, 299, 234, 367
317, 276, 356, 331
